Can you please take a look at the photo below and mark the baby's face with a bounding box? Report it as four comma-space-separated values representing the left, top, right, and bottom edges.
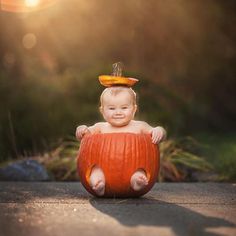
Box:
100, 90, 137, 127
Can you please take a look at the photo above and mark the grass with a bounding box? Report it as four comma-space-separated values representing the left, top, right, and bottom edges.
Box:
193, 133, 236, 181
38, 137, 80, 181
39, 135, 213, 182
159, 137, 213, 182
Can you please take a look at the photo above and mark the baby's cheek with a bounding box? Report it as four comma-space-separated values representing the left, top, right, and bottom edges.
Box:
107, 112, 113, 117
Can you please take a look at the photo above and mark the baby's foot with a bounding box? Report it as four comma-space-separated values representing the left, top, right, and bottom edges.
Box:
130, 170, 148, 191
92, 180, 105, 196
90, 166, 105, 196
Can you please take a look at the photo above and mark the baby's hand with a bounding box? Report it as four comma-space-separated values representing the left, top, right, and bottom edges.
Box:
75, 125, 90, 140
151, 126, 166, 144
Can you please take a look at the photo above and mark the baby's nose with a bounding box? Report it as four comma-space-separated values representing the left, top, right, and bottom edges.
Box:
115, 109, 122, 114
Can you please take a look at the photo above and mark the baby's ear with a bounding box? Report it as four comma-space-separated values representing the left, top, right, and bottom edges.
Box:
133, 104, 137, 114
99, 106, 103, 114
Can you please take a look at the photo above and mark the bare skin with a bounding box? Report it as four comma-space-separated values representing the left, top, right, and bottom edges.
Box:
76, 87, 166, 196
130, 169, 149, 191
89, 166, 105, 196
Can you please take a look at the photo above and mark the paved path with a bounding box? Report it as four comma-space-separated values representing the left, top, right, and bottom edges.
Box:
0, 182, 235, 236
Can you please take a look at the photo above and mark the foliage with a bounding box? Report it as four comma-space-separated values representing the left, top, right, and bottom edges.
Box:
193, 133, 236, 181
159, 137, 213, 182
39, 136, 213, 182
0, 70, 102, 161
39, 137, 80, 181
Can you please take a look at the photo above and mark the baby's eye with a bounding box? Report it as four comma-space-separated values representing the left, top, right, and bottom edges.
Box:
122, 106, 128, 109
109, 107, 115, 110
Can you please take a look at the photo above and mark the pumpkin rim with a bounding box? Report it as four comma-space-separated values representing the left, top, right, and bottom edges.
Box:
82, 132, 153, 137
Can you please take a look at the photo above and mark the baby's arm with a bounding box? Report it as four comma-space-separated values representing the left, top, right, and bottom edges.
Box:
75, 123, 103, 140
140, 121, 166, 144
151, 126, 167, 144
75, 125, 90, 140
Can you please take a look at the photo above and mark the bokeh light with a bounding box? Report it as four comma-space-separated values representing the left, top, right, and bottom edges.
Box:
22, 33, 37, 49
3, 52, 16, 68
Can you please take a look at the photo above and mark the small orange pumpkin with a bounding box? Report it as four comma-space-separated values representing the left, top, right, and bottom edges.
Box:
77, 133, 159, 198
99, 75, 138, 87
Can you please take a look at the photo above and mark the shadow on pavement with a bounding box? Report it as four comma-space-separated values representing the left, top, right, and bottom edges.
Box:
90, 197, 235, 236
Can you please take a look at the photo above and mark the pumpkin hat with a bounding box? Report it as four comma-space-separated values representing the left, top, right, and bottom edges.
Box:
99, 62, 139, 87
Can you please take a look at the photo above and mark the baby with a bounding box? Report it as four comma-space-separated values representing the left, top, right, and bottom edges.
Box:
76, 86, 166, 196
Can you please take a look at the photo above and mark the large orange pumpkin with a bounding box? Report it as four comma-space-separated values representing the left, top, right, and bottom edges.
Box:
77, 133, 159, 198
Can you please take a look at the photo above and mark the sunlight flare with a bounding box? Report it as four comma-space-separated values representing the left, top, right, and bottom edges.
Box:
25, 0, 40, 8
1, 0, 57, 12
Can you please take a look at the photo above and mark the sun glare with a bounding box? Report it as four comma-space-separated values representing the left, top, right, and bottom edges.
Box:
25, 0, 40, 8
1, 0, 57, 12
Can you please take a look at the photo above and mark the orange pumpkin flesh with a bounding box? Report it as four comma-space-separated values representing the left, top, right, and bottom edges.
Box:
77, 133, 159, 198
99, 75, 139, 87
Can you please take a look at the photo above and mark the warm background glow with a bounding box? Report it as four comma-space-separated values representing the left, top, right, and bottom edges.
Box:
0, 1, 235, 180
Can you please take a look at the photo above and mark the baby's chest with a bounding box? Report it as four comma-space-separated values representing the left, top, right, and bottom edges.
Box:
100, 125, 143, 134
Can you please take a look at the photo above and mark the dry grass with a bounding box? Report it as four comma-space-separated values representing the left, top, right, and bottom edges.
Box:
39, 136, 212, 182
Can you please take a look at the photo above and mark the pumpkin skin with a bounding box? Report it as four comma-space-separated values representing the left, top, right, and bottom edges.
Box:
98, 75, 139, 87
77, 133, 159, 198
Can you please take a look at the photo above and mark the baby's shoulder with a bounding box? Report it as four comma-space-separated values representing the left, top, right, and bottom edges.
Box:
132, 120, 150, 127
93, 122, 107, 129
88, 122, 107, 133
131, 120, 153, 132
94, 122, 105, 126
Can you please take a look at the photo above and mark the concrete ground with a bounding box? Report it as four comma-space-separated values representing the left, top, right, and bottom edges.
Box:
0, 182, 235, 236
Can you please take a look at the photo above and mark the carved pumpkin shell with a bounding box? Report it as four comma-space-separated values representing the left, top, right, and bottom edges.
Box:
77, 133, 159, 198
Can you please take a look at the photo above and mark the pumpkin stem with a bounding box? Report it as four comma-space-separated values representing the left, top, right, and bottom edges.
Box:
112, 62, 124, 77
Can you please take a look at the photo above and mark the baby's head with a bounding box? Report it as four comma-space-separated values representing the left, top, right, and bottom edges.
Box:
100, 86, 137, 107
99, 86, 137, 127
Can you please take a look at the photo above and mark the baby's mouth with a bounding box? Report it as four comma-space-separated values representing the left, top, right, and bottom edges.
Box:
113, 116, 124, 120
